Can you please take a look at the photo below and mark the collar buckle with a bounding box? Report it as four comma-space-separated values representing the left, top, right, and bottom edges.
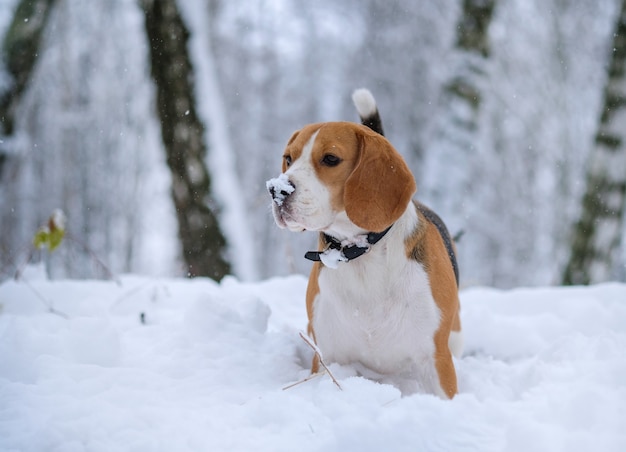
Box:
304, 225, 393, 264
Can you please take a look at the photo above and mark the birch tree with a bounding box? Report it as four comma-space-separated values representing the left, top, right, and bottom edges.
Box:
141, 0, 231, 280
563, 0, 626, 285
421, 0, 497, 285
0, 0, 55, 271
0, 0, 56, 178
0, 0, 56, 133
423, 0, 496, 229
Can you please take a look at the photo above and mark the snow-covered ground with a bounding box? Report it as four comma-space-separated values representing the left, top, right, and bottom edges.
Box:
1, 267, 625, 452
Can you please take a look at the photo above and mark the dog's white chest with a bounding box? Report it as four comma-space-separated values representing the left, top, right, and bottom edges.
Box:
312, 250, 442, 393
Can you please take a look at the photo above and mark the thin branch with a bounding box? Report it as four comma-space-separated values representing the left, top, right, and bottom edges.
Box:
286, 331, 342, 391
18, 275, 68, 319
11, 247, 34, 281
282, 370, 324, 391
110, 279, 152, 310
65, 234, 120, 284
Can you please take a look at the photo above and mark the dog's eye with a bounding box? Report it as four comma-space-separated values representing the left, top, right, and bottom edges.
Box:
283, 155, 292, 167
321, 154, 341, 167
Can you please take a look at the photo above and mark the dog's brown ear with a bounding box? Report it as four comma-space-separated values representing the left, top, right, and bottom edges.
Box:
344, 128, 416, 232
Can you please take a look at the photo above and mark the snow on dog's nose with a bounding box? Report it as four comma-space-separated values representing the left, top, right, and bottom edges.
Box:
266, 174, 295, 206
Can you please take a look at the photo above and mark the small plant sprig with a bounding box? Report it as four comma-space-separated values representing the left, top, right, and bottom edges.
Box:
13, 209, 69, 318
12, 209, 118, 283
33, 209, 66, 251
3, 209, 120, 319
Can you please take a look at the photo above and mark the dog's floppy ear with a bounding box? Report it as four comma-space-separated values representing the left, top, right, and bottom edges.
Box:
344, 128, 416, 232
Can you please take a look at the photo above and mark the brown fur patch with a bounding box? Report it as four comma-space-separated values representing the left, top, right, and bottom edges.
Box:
286, 130, 300, 145
406, 203, 460, 398
305, 237, 324, 374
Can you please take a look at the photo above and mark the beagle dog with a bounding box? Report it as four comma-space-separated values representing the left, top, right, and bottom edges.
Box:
267, 90, 462, 398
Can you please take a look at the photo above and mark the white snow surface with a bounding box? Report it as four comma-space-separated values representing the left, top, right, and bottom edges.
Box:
1, 269, 625, 452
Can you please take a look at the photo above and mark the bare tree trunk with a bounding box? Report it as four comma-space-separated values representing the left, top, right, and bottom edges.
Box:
141, 0, 230, 280
0, 0, 56, 273
423, 0, 496, 231
563, 0, 626, 285
0, 0, 56, 175
422, 0, 497, 285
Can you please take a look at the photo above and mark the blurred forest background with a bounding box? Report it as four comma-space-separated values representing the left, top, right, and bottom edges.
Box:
0, 0, 625, 288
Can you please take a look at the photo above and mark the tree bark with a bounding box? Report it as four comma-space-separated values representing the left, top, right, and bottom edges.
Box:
0, 0, 56, 175
423, 0, 496, 226
422, 0, 497, 285
562, 0, 626, 285
446, 0, 496, 119
141, 0, 231, 280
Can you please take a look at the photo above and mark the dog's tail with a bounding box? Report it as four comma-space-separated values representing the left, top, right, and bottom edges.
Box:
352, 88, 384, 137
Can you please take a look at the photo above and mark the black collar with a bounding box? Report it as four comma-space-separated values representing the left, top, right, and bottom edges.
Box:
304, 225, 393, 263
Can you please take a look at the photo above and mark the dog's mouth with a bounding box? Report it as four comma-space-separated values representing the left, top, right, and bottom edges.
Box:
273, 205, 337, 234
272, 205, 306, 232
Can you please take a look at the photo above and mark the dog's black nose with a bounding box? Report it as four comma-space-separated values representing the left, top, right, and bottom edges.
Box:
266, 175, 296, 206
269, 181, 295, 199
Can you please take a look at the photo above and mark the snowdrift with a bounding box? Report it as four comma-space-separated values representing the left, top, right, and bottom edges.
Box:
1, 269, 625, 451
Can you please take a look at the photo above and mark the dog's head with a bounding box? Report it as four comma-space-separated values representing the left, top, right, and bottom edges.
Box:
267, 122, 416, 238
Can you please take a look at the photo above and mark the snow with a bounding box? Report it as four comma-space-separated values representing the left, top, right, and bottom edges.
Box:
266, 173, 295, 207
1, 270, 625, 452
319, 248, 346, 269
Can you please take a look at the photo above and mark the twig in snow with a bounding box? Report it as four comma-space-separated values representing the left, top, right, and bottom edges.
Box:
18, 277, 68, 319
282, 370, 324, 391
283, 332, 342, 391
64, 234, 120, 285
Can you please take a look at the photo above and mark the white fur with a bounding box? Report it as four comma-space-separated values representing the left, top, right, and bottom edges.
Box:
312, 204, 448, 397
270, 130, 336, 232
448, 331, 464, 359
351, 88, 377, 117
